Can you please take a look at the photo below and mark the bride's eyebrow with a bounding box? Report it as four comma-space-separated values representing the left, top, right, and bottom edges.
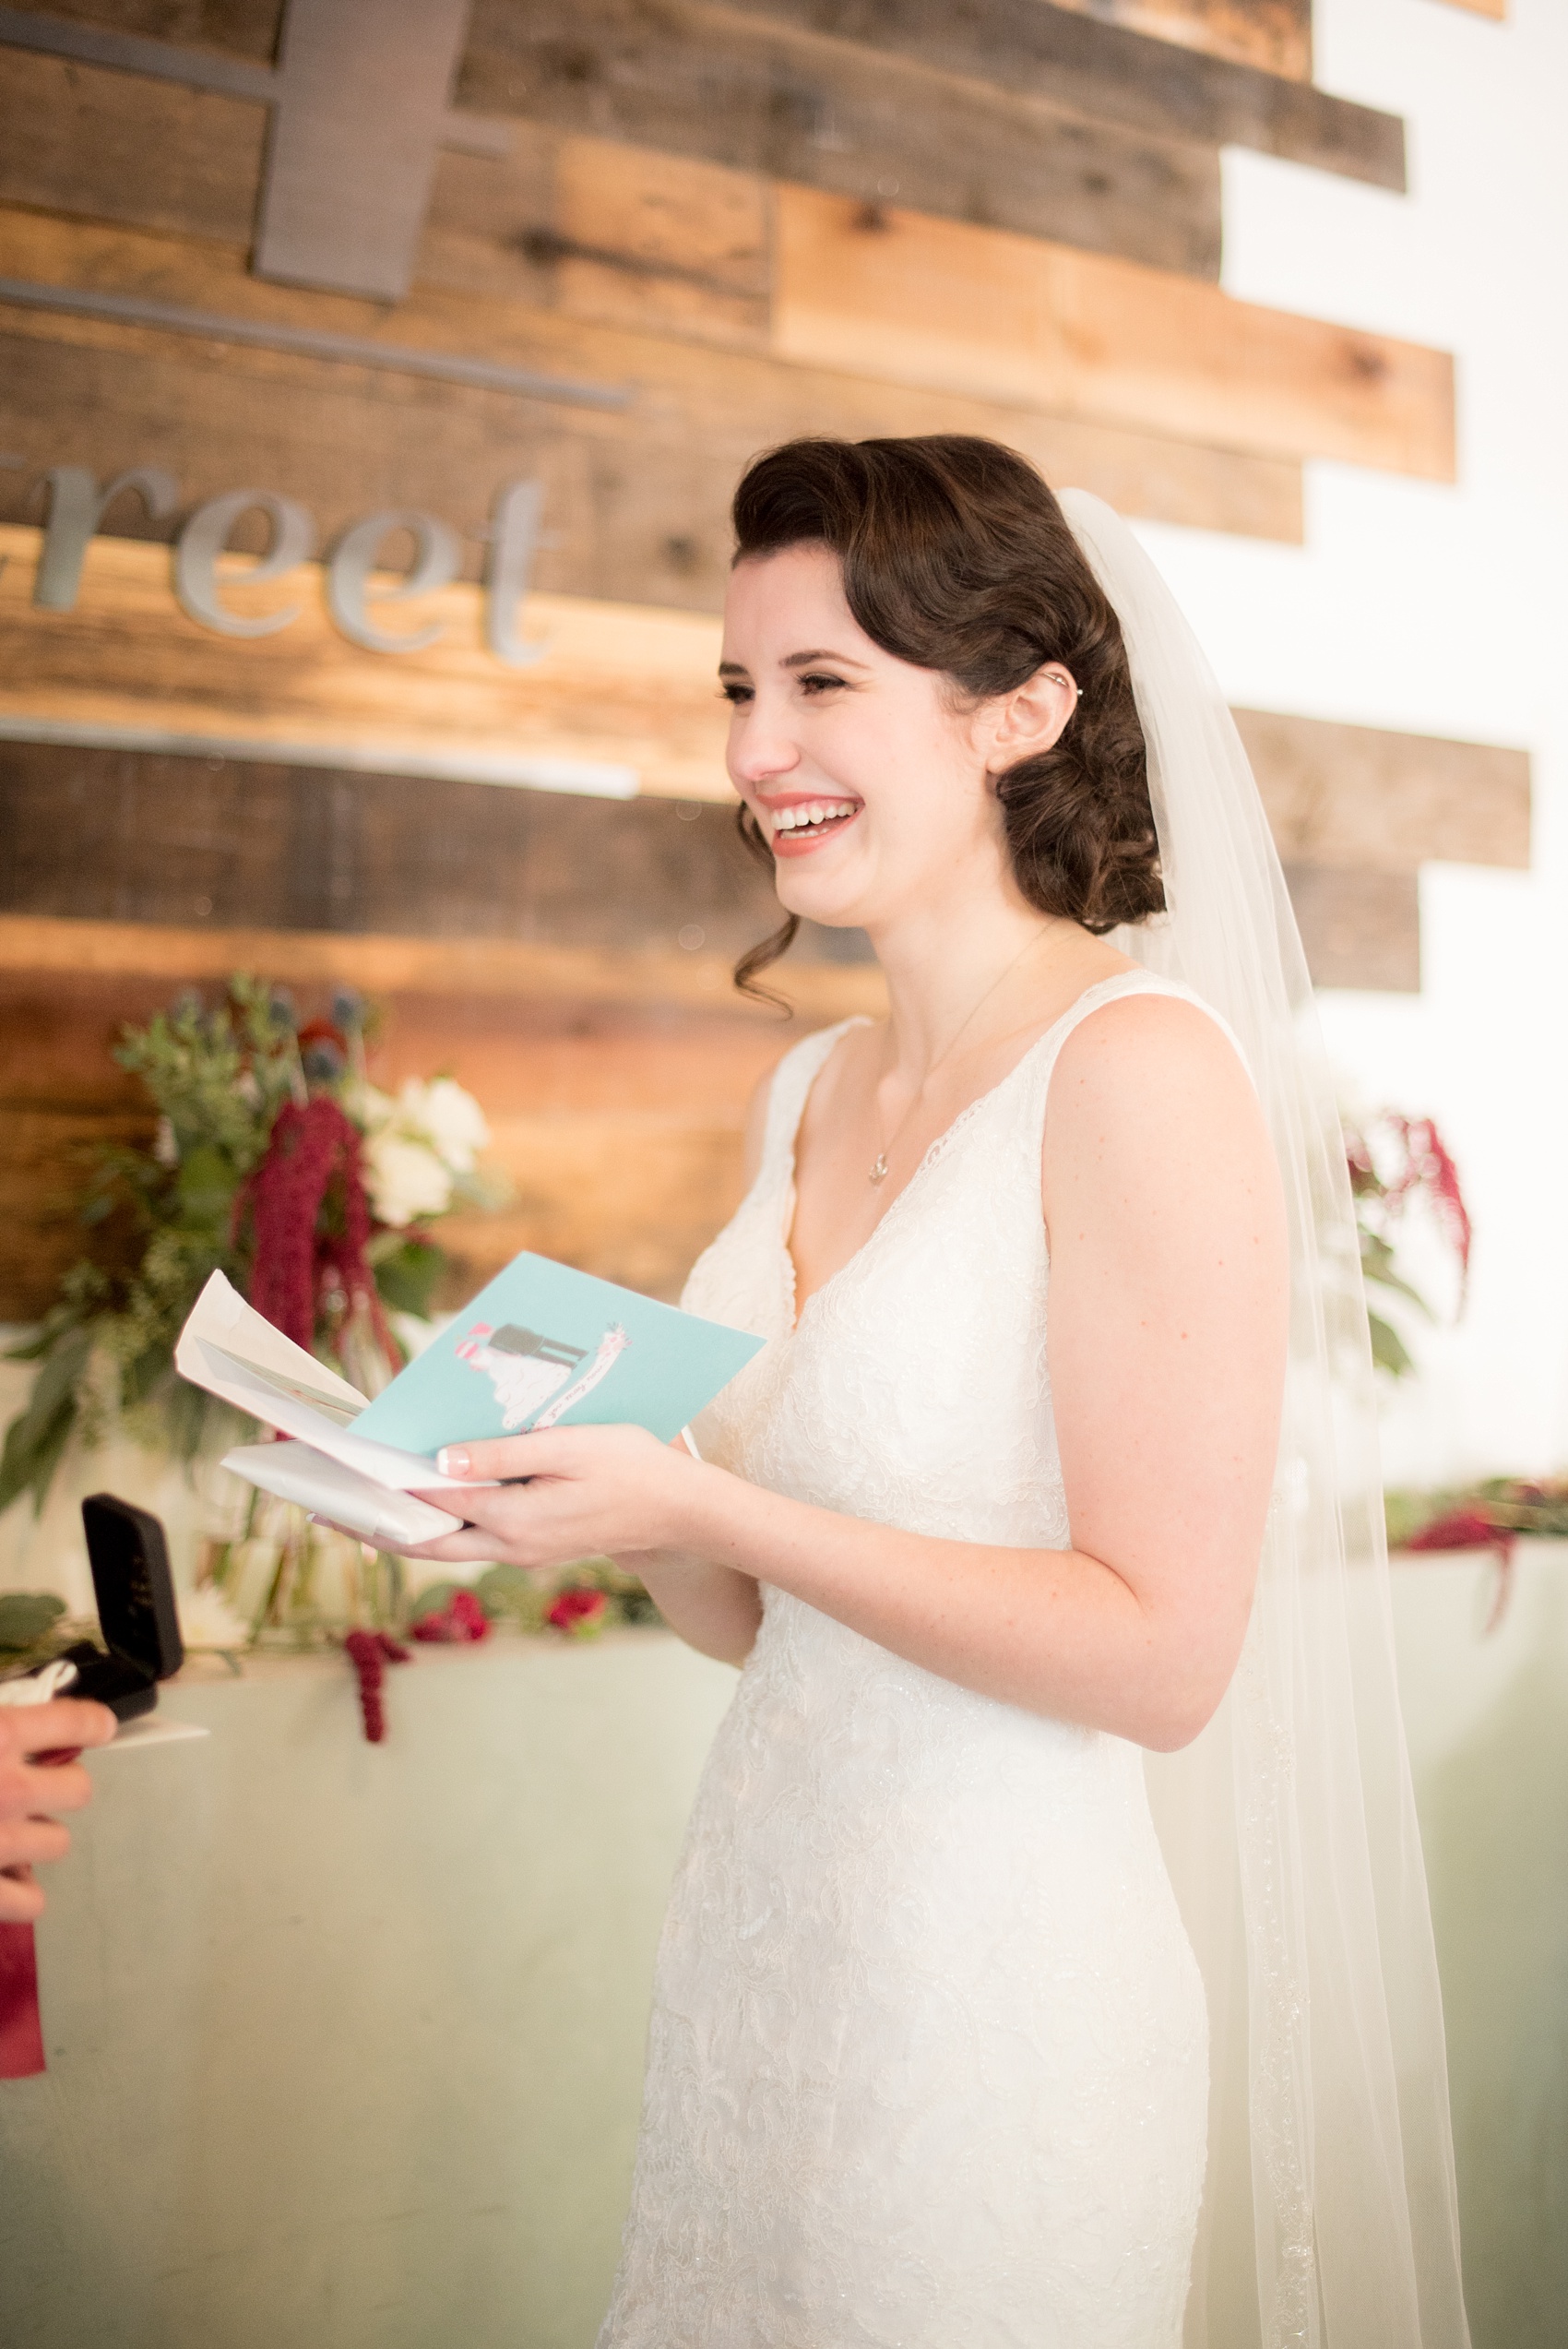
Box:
782, 648, 870, 670
716, 650, 870, 680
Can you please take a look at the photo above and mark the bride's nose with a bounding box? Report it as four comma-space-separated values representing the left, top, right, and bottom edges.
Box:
727, 701, 802, 790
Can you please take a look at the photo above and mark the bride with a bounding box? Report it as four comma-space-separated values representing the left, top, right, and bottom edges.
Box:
412, 436, 1469, 2347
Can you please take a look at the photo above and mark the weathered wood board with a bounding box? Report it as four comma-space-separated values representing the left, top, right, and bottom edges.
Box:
0, 913, 885, 1024
0, 33, 1225, 283
1278, 865, 1420, 994
0, 523, 738, 801
0, 211, 1308, 573
0, 955, 828, 1314
459, 0, 1401, 188
0, 740, 809, 965
6, 0, 1355, 181
1045, 0, 1311, 79
773, 187, 1455, 478
0, 525, 1528, 874
453, 0, 1229, 279
0, 167, 1457, 548
0, 311, 1302, 613
1235, 708, 1531, 875
12, 2, 286, 62
0, 46, 269, 247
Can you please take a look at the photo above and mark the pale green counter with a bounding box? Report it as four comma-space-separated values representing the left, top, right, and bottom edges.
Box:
2, 1556, 1565, 2349
1, 1632, 737, 2349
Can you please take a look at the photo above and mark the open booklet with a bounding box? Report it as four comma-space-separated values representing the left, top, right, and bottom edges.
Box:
174, 1257, 765, 1550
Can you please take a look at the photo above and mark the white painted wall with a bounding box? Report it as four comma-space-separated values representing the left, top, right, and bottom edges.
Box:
1132, 0, 1567, 1485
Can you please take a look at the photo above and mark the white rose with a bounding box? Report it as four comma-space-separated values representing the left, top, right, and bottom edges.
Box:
365, 1132, 454, 1228
344, 1079, 396, 1137
177, 1584, 251, 1652
398, 1077, 490, 1174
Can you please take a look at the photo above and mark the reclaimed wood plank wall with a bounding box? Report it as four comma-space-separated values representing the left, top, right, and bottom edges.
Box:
0, 0, 1528, 1318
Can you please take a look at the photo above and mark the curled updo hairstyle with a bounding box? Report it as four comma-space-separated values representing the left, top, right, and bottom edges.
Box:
729, 434, 1163, 996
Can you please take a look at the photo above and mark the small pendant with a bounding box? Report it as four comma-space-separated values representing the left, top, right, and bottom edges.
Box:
868, 1152, 889, 1186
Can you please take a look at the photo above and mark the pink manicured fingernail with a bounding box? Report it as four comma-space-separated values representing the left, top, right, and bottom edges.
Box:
437, 1447, 470, 1478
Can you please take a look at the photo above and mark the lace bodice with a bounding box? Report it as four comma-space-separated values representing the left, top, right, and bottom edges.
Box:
598, 972, 1209, 2349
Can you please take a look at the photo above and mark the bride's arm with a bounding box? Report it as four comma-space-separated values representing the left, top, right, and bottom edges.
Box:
412, 998, 1288, 1747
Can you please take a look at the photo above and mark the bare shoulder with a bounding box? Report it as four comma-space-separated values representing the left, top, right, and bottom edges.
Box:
1051, 988, 1255, 1120
1043, 990, 1278, 1229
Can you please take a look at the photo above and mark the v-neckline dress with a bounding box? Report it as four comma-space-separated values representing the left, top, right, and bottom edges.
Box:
597, 972, 1211, 2349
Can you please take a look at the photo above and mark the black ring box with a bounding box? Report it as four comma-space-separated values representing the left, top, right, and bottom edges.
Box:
58, 1495, 185, 1723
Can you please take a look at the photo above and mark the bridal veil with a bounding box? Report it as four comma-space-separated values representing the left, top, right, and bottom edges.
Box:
1058, 490, 1470, 2349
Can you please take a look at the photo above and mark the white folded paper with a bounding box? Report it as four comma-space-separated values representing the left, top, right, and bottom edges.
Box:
175, 1272, 488, 1546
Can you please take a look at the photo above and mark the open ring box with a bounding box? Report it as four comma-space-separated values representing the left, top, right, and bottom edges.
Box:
65, 1495, 185, 1722
0, 1496, 185, 1734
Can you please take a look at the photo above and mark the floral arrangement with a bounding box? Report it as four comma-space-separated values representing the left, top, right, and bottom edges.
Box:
1387, 1479, 1568, 1558
0, 974, 665, 1702
0, 976, 495, 1521
331, 1560, 657, 1740
405, 1557, 659, 1641
1345, 1113, 1471, 1377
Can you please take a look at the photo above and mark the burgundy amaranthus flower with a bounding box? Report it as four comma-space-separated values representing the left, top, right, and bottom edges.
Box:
234, 1094, 392, 1355
343, 1628, 410, 1743
1381, 1115, 1473, 1300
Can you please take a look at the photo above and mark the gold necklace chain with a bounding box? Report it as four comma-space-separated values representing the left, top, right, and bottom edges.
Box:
867, 928, 1051, 1186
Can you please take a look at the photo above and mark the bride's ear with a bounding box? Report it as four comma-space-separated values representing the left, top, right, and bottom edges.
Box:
981, 666, 1081, 771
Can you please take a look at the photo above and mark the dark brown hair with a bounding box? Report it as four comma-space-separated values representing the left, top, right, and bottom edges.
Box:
729, 435, 1163, 996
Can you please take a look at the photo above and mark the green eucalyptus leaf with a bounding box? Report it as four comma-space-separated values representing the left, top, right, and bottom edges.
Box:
0, 1592, 66, 1651
0, 1389, 78, 1515
1368, 1311, 1414, 1379
473, 1562, 533, 1618
0, 1325, 93, 1515
407, 1580, 462, 1623
1360, 1253, 1433, 1318
372, 1237, 445, 1319
3, 1330, 54, 1365
177, 1142, 239, 1221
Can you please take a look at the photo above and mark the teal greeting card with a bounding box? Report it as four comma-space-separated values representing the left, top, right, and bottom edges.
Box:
353, 1252, 764, 1456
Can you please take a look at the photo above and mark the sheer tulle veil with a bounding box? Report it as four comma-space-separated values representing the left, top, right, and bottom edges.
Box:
1056, 491, 1469, 2349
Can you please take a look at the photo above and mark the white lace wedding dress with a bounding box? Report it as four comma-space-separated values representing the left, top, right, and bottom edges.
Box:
598, 972, 1210, 2349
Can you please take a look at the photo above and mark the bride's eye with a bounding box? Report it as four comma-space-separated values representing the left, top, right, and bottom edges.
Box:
798, 672, 848, 696
719, 682, 754, 705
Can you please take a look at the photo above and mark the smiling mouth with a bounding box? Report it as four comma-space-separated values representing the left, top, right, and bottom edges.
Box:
766, 799, 861, 844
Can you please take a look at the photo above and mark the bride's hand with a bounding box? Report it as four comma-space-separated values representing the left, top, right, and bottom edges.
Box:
404, 1424, 697, 1570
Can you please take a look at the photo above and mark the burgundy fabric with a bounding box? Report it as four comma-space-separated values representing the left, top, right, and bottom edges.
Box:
0, 1920, 45, 2078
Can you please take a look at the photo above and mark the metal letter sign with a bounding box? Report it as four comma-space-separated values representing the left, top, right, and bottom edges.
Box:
255, 0, 477, 301
29, 451, 548, 669
174, 491, 318, 638
0, 0, 505, 302
34, 467, 179, 610
485, 482, 550, 669
327, 510, 461, 652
